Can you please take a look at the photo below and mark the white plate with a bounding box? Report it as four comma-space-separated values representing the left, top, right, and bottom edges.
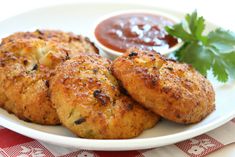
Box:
0, 1, 235, 151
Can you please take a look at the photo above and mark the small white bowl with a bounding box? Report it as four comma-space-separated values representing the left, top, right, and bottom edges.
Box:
92, 10, 183, 60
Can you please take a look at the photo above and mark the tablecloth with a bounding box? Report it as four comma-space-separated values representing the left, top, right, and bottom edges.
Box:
1, 118, 235, 157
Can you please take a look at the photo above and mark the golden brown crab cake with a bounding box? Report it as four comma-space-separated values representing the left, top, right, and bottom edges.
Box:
0, 38, 81, 125
1, 29, 99, 56
111, 48, 215, 124
50, 54, 159, 139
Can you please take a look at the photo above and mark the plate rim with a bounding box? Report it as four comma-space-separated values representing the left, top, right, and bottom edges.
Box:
0, 109, 234, 150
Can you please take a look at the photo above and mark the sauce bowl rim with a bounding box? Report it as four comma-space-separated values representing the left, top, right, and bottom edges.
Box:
92, 9, 184, 58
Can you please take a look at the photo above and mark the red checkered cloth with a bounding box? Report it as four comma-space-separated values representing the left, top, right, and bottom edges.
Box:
1, 118, 235, 157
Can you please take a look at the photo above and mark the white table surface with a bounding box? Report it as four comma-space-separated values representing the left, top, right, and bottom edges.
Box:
0, 0, 234, 156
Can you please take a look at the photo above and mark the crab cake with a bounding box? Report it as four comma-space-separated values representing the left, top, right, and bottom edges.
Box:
0, 35, 97, 124
1, 29, 99, 56
111, 48, 215, 124
50, 54, 159, 139
0, 30, 99, 125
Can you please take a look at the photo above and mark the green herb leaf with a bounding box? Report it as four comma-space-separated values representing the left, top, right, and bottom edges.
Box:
207, 28, 235, 52
185, 11, 206, 42
212, 57, 229, 82
166, 11, 235, 82
221, 52, 235, 78
175, 42, 213, 76
165, 24, 194, 42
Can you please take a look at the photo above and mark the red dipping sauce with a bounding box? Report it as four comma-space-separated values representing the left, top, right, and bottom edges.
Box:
95, 13, 178, 53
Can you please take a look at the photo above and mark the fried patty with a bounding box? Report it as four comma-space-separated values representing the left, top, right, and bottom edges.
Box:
50, 54, 159, 139
1, 29, 99, 56
0, 30, 98, 125
111, 48, 215, 124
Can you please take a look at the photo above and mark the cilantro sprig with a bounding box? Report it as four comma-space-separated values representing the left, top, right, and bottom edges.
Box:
165, 11, 235, 82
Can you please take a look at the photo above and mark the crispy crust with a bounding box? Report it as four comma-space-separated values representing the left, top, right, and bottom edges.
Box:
50, 54, 159, 139
0, 30, 98, 125
1, 29, 99, 55
111, 48, 215, 124
0, 39, 62, 124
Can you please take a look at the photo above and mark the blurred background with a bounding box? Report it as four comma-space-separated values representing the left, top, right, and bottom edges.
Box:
0, 0, 234, 31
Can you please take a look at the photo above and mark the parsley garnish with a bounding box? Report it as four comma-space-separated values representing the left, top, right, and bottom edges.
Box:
165, 11, 235, 82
